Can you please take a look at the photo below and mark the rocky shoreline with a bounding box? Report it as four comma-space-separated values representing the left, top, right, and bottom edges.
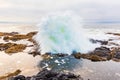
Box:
1, 31, 120, 61
9, 68, 83, 80
1, 31, 120, 79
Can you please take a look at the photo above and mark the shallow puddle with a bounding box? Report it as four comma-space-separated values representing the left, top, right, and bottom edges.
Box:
74, 59, 120, 80
0, 52, 42, 76
39, 55, 120, 80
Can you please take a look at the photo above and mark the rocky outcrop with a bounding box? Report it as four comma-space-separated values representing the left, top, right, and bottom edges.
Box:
9, 69, 83, 80
72, 46, 116, 61
73, 52, 107, 62
0, 43, 26, 54
0, 69, 21, 80
90, 39, 108, 45
90, 47, 111, 59
2, 31, 37, 41
41, 46, 120, 62
5, 44, 26, 53
106, 32, 120, 36
0, 31, 38, 55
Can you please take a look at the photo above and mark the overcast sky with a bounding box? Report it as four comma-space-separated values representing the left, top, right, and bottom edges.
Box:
0, 0, 120, 23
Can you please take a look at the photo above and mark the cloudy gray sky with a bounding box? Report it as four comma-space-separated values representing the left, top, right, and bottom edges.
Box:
0, 0, 120, 23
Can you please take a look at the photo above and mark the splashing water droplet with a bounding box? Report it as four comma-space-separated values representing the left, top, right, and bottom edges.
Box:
34, 11, 99, 54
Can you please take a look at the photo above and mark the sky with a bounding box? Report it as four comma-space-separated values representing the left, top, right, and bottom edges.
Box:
0, 0, 120, 23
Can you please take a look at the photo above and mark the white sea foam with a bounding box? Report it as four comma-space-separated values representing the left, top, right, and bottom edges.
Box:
34, 11, 100, 54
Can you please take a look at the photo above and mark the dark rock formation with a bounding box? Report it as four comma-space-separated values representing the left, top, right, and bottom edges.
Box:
91, 47, 111, 58
9, 69, 83, 80
73, 47, 112, 61
87, 55, 107, 61
72, 52, 81, 59
73, 53, 107, 62
111, 48, 120, 61
0, 32, 19, 37
0, 43, 26, 54
106, 32, 120, 36
28, 51, 40, 57
90, 39, 108, 45
2, 31, 37, 41
0, 69, 21, 80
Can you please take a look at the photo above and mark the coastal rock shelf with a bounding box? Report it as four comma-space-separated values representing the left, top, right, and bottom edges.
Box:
0, 31, 38, 55
1, 31, 120, 60
0, 43, 26, 53
9, 69, 83, 80
1, 31, 120, 80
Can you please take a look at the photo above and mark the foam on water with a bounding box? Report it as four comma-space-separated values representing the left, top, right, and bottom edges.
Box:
35, 11, 99, 54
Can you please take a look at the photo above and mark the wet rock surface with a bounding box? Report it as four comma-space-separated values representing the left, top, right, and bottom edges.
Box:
0, 43, 26, 54
90, 47, 111, 59
111, 48, 120, 59
0, 32, 19, 36
9, 69, 83, 80
1, 31, 37, 41
90, 39, 108, 45
73, 46, 120, 62
0, 31, 38, 55
106, 32, 120, 36
1, 31, 120, 62
0, 69, 21, 80
73, 52, 107, 62
1, 31, 120, 80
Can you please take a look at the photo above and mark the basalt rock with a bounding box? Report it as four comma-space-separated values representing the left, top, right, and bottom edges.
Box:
9, 68, 83, 80
87, 55, 107, 61
0, 43, 17, 51
111, 48, 120, 59
0, 43, 26, 54
27, 38, 37, 45
5, 44, 26, 54
0, 69, 21, 80
2, 31, 37, 41
8, 34, 30, 41
3, 36, 10, 42
28, 51, 40, 57
73, 47, 112, 61
0, 32, 5, 36
41, 53, 52, 59
86, 47, 112, 61
72, 52, 82, 59
26, 31, 38, 37
74, 53, 107, 62
0, 32, 19, 36
106, 32, 120, 36
91, 46, 111, 59
90, 39, 108, 45
55, 53, 68, 57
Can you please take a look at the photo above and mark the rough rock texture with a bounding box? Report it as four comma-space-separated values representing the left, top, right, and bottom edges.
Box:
0, 31, 38, 55
90, 39, 108, 45
3, 31, 37, 41
112, 48, 120, 59
0, 32, 19, 36
106, 32, 120, 36
9, 69, 83, 80
0, 43, 26, 54
5, 44, 26, 53
73, 47, 112, 61
41, 46, 120, 62
0, 69, 21, 80
91, 47, 111, 59
73, 52, 107, 62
